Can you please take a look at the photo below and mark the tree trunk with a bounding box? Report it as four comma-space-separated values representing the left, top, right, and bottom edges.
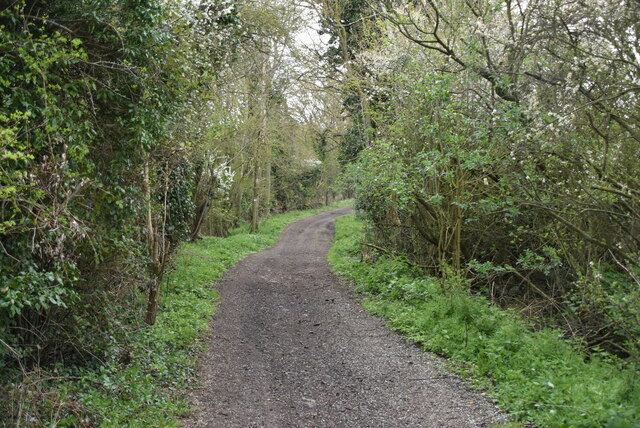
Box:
143, 158, 160, 325
264, 154, 271, 215
260, 57, 272, 216
190, 199, 210, 241
251, 156, 260, 233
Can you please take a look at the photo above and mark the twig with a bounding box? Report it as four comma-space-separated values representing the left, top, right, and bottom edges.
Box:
0, 337, 25, 373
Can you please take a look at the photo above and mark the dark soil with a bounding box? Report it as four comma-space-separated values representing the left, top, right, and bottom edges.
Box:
185, 207, 507, 427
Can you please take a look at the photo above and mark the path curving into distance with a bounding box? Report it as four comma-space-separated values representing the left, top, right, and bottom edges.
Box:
186, 207, 507, 427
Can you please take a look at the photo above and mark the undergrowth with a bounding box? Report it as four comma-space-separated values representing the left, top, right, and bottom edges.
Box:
2, 202, 349, 427
328, 214, 640, 427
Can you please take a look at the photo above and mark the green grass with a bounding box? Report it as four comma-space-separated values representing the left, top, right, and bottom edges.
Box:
329, 214, 640, 427
42, 203, 351, 427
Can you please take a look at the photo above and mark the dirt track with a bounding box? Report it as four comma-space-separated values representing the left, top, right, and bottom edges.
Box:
186, 207, 507, 427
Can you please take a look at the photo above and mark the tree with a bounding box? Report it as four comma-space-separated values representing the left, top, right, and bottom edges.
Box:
340, 0, 640, 357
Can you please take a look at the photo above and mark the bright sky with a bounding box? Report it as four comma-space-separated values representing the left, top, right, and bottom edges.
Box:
293, 2, 331, 52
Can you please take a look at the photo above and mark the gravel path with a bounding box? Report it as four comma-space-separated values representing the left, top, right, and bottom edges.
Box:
186, 207, 507, 427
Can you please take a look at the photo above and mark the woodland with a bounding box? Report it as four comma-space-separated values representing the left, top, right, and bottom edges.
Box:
1, 0, 639, 425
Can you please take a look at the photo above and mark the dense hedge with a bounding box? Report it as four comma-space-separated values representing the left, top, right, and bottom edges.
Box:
0, 0, 239, 384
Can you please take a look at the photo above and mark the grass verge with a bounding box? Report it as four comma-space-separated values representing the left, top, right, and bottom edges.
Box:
328, 214, 640, 427
15, 202, 350, 427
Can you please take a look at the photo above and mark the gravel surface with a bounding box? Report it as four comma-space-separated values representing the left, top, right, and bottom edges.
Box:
186, 207, 508, 427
